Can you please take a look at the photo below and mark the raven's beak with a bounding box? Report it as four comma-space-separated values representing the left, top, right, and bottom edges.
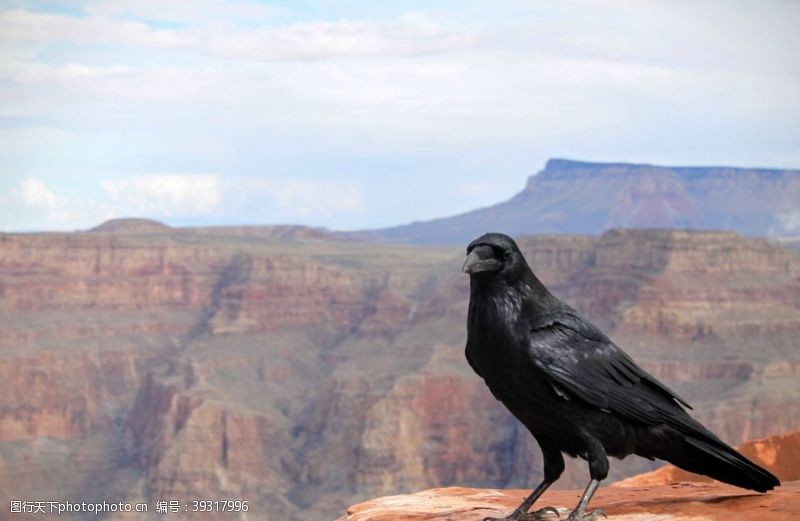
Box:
462, 246, 502, 274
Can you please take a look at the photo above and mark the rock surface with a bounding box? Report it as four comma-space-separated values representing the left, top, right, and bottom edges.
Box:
339, 430, 800, 520
337, 481, 800, 521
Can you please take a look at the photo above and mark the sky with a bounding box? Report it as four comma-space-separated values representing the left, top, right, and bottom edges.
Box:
1, 0, 799, 232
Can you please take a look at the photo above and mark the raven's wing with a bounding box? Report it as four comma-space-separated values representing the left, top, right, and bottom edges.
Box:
526, 312, 701, 430
525, 311, 780, 492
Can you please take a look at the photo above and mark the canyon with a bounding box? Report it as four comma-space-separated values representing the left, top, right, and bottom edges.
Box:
0, 223, 798, 520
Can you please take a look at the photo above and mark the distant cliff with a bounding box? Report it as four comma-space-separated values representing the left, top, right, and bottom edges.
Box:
352, 159, 800, 244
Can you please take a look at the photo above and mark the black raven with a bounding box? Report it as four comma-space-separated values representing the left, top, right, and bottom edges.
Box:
463, 232, 779, 521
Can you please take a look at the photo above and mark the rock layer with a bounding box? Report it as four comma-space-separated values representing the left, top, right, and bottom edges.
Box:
1, 227, 798, 520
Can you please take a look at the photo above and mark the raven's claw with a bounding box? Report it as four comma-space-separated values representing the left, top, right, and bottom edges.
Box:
483, 506, 561, 521
566, 508, 607, 521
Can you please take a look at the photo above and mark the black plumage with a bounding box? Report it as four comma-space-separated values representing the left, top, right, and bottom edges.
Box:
463, 232, 779, 521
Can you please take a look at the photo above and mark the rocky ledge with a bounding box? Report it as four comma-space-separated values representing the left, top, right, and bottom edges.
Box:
339, 431, 800, 520
337, 480, 799, 520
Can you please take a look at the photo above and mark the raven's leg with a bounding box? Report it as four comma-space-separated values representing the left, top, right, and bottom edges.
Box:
566, 438, 608, 521
483, 444, 564, 521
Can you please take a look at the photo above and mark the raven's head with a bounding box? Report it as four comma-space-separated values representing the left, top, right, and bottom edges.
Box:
463, 232, 528, 282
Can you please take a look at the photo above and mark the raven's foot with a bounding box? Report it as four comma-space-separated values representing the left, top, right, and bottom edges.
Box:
483, 506, 560, 521
566, 508, 606, 521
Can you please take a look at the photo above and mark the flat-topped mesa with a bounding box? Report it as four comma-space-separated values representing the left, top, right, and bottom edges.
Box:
528, 158, 683, 185
357, 158, 800, 244
90, 217, 172, 233
533, 158, 794, 184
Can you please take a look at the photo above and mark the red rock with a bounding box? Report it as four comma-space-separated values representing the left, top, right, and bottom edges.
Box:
337, 481, 800, 521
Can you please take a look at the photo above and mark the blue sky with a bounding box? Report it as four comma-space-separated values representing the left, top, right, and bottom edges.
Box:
1, 0, 799, 232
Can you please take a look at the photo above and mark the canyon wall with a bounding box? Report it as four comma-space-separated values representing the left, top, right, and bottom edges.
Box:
0, 226, 798, 519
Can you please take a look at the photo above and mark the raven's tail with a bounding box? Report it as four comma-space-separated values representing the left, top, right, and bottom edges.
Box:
662, 434, 780, 492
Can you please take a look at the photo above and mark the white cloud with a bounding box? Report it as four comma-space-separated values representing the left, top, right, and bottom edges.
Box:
0, 8, 476, 61
103, 174, 222, 217
0, 173, 366, 232
0, 9, 192, 49
2, 3, 797, 132
100, 175, 366, 225
20, 178, 59, 208
0, 178, 77, 231
0, 125, 75, 149
85, 0, 282, 26
201, 18, 476, 61
246, 178, 366, 219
